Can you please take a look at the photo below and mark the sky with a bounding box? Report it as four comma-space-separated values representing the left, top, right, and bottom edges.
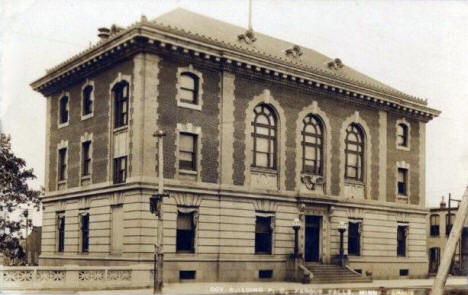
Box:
1, 0, 468, 226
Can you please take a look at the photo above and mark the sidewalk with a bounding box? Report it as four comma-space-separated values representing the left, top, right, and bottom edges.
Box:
80, 276, 468, 294
4, 277, 467, 294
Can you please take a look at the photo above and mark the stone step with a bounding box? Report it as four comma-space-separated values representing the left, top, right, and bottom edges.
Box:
304, 264, 372, 284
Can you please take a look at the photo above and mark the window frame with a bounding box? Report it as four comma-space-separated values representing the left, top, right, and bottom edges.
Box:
113, 81, 129, 129
176, 66, 203, 111
344, 123, 364, 182
81, 141, 92, 177
58, 148, 67, 182
57, 212, 65, 253
81, 83, 94, 120
58, 95, 69, 127
179, 72, 199, 105
397, 168, 408, 196
348, 221, 361, 256
397, 224, 408, 257
80, 212, 90, 253
251, 104, 277, 170
255, 215, 273, 255
301, 114, 324, 175
178, 132, 198, 172
430, 214, 440, 237
176, 211, 196, 253
113, 156, 127, 184
396, 119, 411, 151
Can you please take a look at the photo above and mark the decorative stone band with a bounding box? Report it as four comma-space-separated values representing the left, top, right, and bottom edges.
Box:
30, 23, 440, 121
0, 265, 153, 291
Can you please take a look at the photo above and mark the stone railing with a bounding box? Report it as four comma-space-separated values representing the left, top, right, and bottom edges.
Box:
0, 265, 153, 291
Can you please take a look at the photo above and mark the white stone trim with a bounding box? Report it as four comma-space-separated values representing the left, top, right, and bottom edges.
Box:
220, 72, 235, 185
56, 140, 69, 189
253, 199, 278, 212
396, 161, 410, 203
57, 91, 70, 129
175, 65, 204, 111
295, 100, 332, 194
339, 111, 372, 199
45, 97, 52, 192
107, 73, 132, 182
79, 132, 94, 185
378, 111, 387, 202
175, 123, 202, 182
244, 89, 287, 191
396, 118, 411, 151
80, 79, 95, 121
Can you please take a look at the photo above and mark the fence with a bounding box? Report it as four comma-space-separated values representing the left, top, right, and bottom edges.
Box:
0, 265, 154, 291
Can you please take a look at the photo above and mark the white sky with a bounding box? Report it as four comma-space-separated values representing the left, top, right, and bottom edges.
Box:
1, 1, 468, 225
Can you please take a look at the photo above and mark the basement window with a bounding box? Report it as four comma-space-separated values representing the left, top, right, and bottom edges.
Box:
179, 270, 196, 280
399, 269, 409, 276
259, 270, 273, 279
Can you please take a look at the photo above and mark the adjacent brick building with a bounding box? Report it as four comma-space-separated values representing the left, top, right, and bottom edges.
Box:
31, 9, 440, 282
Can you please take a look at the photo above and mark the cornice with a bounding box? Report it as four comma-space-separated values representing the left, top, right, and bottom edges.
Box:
30, 20, 441, 121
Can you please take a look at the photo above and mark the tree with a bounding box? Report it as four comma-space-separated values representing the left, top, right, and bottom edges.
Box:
0, 133, 41, 264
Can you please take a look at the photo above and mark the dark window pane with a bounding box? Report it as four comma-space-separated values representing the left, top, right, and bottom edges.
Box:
82, 86, 93, 115
113, 81, 129, 128
348, 222, 361, 256
59, 96, 68, 124
113, 156, 127, 184
255, 216, 272, 254
176, 212, 195, 253
345, 124, 364, 181
58, 148, 67, 181
397, 226, 407, 256
179, 133, 197, 171
81, 214, 89, 252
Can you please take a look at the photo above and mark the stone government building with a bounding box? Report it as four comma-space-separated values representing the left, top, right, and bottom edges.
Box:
31, 9, 440, 282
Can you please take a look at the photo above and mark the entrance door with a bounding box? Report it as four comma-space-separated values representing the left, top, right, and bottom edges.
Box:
429, 247, 440, 273
304, 216, 321, 262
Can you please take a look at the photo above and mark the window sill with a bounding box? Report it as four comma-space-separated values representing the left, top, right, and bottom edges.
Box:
58, 121, 69, 129
176, 251, 196, 255
81, 113, 94, 121
344, 179, 364, 186
251, 167, 278, 175
177, 101, 202, 111
396, 145, 410, 151
179, 169, 198, 176
113, 126, 128, 133
81, 175, 91, 180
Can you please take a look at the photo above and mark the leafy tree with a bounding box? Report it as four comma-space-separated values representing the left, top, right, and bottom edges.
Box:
0, 133, 41, 264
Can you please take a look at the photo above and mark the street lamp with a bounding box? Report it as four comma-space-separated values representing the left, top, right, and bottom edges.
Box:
150, 130, 169, 294
292, 218, 301, 258
337, 221, 347, 267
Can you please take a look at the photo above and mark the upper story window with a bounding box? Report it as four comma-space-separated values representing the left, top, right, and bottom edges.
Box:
302, 114, 323, 175
82, 85, 94, 117
113, 81, 129, 128
345, 123, 364, 181
430, 214, 440, 237
397, 168, 408, 196
252, 104, 277, 170
179, 133, 197, 171
179, 73, 199, 105
58, 148, 67, 182
59, 95, 69, 125
113, 156, 127, 184
397, 123, 409, 148
446, 213, 455, 236
82, 141, 91, 177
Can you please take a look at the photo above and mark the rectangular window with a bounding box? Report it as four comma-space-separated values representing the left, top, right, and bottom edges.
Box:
179, 133, 197, 171
255, 216, 272, 254
430, 215, 440, 237
399, 269, 409, 276
82, 141, 91, 176
397, 225, 408, 257
59, 96, 69, 124
348, 222, 361, 256
179, 270, 196, 280
113, 156, 127, 184
111, 204, 124, 254
82, 86, 93, 116
397, 168, 408, 196
176, 211, 195, 253
259, 270, 273, 279
446, 214, 455, 236
80, 213, 89, 253
114, 84, 128, 128
57, 212, 65, 253
58, 148, 67, 181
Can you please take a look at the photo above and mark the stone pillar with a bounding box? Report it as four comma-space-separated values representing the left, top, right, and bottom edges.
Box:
220, 71, 235, 185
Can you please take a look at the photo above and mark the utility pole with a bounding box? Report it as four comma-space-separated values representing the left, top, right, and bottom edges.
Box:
150, 130, 169, 294
431, 185, 468, 295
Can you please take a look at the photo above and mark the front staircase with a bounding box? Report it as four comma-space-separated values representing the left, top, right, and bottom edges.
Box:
304, 263, 372, 284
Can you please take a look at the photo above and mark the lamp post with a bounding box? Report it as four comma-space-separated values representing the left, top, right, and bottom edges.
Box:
337, 221, 347, 267
150, 130, 169, 294
292, 218, 301, 258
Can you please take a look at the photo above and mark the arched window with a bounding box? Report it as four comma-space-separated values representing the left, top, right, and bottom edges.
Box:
252, 104, 277, 169
82, 85, 93, 116
302, 114, 323, 175
113, 81, 129, 128
59, 95, 69, 124
179, 72, 199, 104
397, 123, 408, 147
345, 123, 364, 181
